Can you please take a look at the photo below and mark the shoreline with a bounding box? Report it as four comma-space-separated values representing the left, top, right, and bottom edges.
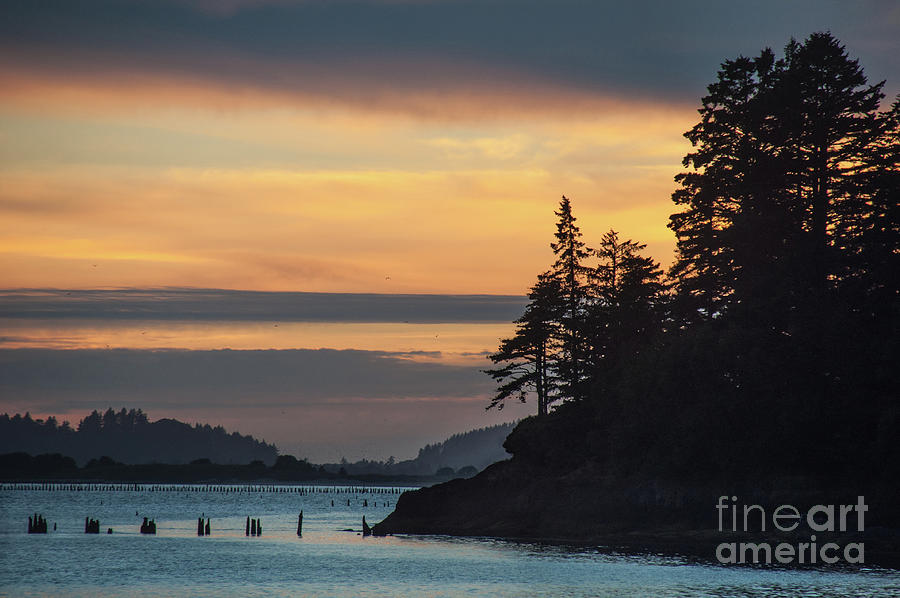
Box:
371, 458, 900, 571
381, 527, 900, 571
0, 476, 430, 487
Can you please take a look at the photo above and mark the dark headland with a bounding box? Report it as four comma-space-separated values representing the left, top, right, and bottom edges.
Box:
373, 407, 900, 568
376, 32, 900, 570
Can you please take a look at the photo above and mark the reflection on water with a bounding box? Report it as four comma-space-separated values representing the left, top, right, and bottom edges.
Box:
1, 485, 898, 598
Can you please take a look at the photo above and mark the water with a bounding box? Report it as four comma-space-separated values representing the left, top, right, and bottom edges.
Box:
1, 484, 898, 597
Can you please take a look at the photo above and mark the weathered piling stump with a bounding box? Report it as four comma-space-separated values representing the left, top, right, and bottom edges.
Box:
84, 517, 100, 534
140, 517, 156, 534
28, 514, 48, 534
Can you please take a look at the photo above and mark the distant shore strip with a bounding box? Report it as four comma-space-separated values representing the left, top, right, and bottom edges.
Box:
0, 482, 413, 494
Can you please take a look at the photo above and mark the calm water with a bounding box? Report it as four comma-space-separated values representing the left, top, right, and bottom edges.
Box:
1, 484, 897, 597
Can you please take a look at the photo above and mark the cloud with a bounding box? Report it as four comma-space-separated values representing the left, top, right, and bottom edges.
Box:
0, 164, 682, 293
0, 347, 493, 407
0, 288, 526, 323
2, 0, 896, 118
183, 0, 444, 17
426, 134, 532, 161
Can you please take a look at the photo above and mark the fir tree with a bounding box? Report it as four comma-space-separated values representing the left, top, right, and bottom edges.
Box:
484, 274, 562, 415
548, 196, 592, 401
585, 230, 667, 391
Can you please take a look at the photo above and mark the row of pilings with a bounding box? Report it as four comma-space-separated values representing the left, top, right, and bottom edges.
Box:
30, 515, 108, 534
29, 515, 153, 535
26, 511, 379, 539
2, 483, 409, 494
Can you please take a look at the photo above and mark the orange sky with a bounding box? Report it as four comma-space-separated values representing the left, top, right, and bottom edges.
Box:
3, 0, 896, 297
0, 77, 692, 295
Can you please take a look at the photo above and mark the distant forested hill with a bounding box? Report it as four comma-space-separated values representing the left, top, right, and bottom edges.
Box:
405, 423, 515, 474
326, 422, 516, 476
0, 409, 278, 466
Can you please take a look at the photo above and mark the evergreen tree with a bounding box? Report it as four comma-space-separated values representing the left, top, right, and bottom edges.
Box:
585, 230, 667, 390
668, 49, 786, 322
548, 196, 592, 401
484, 274, 562, 415
77, 410, 102, 434
664, 32, 897, 468
840, 96, 900, 327
669, 32, 889, 332
779, 34, 885, 302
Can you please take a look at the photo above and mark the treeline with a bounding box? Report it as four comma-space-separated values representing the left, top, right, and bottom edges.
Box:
490, 33, 898, 486
0, 451, 468, 483
323, 423, 515, 477
0, 452, 321, 482
0, 409, 279, 466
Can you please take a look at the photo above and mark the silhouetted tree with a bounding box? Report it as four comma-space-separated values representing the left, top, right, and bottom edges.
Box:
548, 196, 592, 401
654, 31, 897, 474
669, 32, 890, 333
77, 411, 102, 434
833, 95, 900, 327
779, 34, 884, 303
584, 230, 668, 389
485, 274, 562, 415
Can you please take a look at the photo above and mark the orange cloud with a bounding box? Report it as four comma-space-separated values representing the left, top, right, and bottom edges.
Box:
0, 163, 681, 293
0, 59, 692, 123
0, 62, 693, 295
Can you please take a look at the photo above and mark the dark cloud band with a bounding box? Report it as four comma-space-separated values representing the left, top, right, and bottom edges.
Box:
3, 0, 897, 109
0, 347, 493, 411
0, 289, 526, 323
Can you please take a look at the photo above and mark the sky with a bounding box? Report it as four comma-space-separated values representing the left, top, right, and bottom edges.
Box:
1, 0, 898, 462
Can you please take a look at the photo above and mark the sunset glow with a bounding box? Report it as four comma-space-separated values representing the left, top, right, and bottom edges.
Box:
2, 0, 897, 461
0, 103, 692, 294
